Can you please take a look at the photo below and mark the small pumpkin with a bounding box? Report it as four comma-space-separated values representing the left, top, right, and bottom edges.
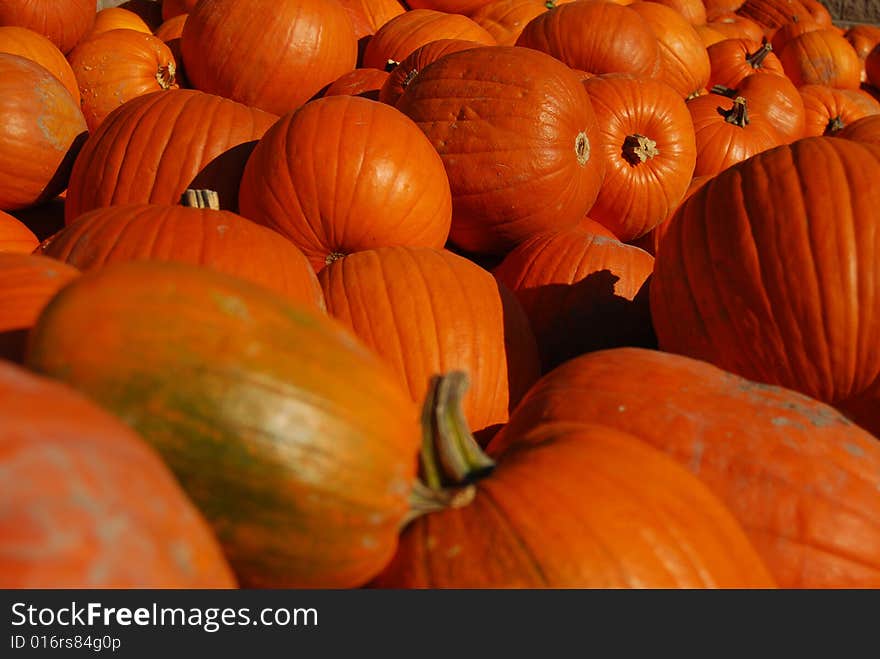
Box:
707, 38, 784, 89
799, 84, 880, 136
711, 72, 805, 142
769, 15, 820, 55
846, 24, 880, 81
736, 0, 832, 33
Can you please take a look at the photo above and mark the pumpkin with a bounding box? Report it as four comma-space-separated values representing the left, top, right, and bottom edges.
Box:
493, 227, 655, 371
779, 29, 862, 89
704, 0, 745, 20
837, 113, 880, 144
707, 13, 764, 41
630, 1, 711, 99
580, 215, 620, 238
90, 7, 151, 36
318, 246, 540, 440
470, 0, 567, 47
0, 361, 237, 589
0, 54, 87, 212
736, 0, 832, 33
651, 137, 880, 412
799, 84, 880, 136
69, 29, 178, 132
406, 0, 496, 17
0, 0, 95, 54
516, 2, 660, 77
335, 0, 406, 42
0, 211, 38, 254
491, 347, 880, 588
644, 0, 706, 25
362, 9, 496, 70
324, 68, 389, 100
629, 174, 710, 255
866, 43, 880, 89
0, 26, 79, 102
154, 14, 186, 42
372, 375, 775, 588
0, 254, 79, 362
711, 72, 805, 142
581, 74, 697, 241
707, 38, 784, 89
379, 39, 484, 106
695, 24, 727, 47
396, 46, 605, 255
846, 24, 880, 81
238, 96, 452, 272
26, 260, 421, 588
769, 15, 820, 54
38, 190, 325, 311
181, 0, 357, 115
162, 0, 198, 20
687, 93, 782, 176
65, 89, 276, 222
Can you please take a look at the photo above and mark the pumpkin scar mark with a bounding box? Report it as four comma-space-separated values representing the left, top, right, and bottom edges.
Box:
689, 440, 705, 474
210, 292, 251, 321
843, 443, 865, 458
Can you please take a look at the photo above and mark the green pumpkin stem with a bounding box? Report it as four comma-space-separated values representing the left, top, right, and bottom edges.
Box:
710, 84, 737, 98
545, 0, 557, 7
747, 42, 774, 69
180, 189, 221, 210
723, 96, 750, 128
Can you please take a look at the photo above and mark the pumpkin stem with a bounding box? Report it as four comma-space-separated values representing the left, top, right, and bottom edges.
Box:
325, 251, 346, 266
544, 0, 557, 7
747, 42, 773, 69
622, 134, 660, 165
826, 116, 846, 135
403, 372, 495, 527
575, 131, 591, 166
156, 62, 176, 89
385, 59, 399, 72
722, 96, 750, 128
710, 84, 737, 98
401, 68, 419, 89
180, 189, 221, 210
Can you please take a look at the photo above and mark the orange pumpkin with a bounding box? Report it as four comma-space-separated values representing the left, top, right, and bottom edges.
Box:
379, 39, 484, 106
470, 0, 568, 46
712, 72, 805, 142
90, 7, 151, 36
323, 68, 389, 101
779, 29, 862, 89
0, 26, 79, 102
707, 38, 784, 89
0, 0, 95, 53
799, 84, 880, 136
0, 211, 38, 254
335, 0, 406, 42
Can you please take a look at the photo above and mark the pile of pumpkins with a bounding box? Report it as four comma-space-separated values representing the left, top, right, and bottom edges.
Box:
2, 0, 880, 589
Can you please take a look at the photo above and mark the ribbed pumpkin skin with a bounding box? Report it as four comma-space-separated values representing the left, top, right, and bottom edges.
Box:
374, 423, 775, 588
362, 10, 496, 70
0, 211, 38, 253
181, 0, 357, 116
26, 261, 420, 589
493, 228, 654, 371
90, 7, 151, 36
69, 29, 178, 131
708, 13, 764, 41
630, 2, 710, 98
397, 46, 605, 255
707, 38, 784, 89
470, 0, 563, 47
647, 0, 707, 25
0, 361, 237, 589
406, 0, 494, 16
737, 0, 832, 32
696, 24, 727, 47
0, 54, 87, 212
800, 84, 880, 136
324, 68, 389, 100
319, 247, 541, 438
583, 74, 697, 241
0, 0, 95, 54
779, 29, 862, 89
837, 113, 880, 143
770, 17, 820, 55
730, 72, 805, 143
379, 39, 484, 106
37, 203, 325, 311
0, 26, 80, 102
65, 90, 276, 222
516, 2, 660, 77
335, 0, 405, 41
846, 24, 880, 81
491, 348, 880, 588
238, 96, 452, 272
0, 254, 79, 362
651, 138, 880, 411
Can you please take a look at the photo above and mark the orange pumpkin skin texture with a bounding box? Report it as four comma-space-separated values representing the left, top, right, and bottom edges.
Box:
646, 0, 706, 25
37, 202, 325, 311
335, 0, 405, 41
397, 46, 605, 255
629, 174, 710, 255
779, 29, 862, 89
0, 361, 237, 589
696, 24, 727, 47
651, 137, 880, 412
0, 54, 87, 212
181, 0, 357, 116
837, 113, 880, 144
379, 39, 484, 107
516, 2, 660, 77
736, 0, 831, 33
238, 96, 452, 273
491, 348, 880, 588
864, 43, 880, 89
0, 210, 38, 254
707, 38, 784, 89
630, 2, 711, 99
0, 0, 95, 54
319, 247, 540, 438
324, 68, 389, 101
799, 84, 880, 136
155, 14, 186, 42
69, 29, 178, 132
583, 74, 697, 241
65, 90, 276, 222
493, 227, 654, 371
26, 260, 420, 589
687, 93, 782, 176
715, 72, 805, 143
770, 17, 820, 55
406, 0, 495, 17
374, 422, 775, 588
707, 13, 764, 41
90, 7, 152, 36
470, 0, 566, 47
362, 9, 496, 70
0, 26, 80, 103
705, 0, 745, 19
846, 24, 880, 81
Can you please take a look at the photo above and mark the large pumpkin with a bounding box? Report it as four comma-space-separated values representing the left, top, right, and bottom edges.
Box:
0, 54, 87, 211
396, 46, 605, 255
0, 361, 236, 588
238, 96, 452, 272
65, 89, 276, 222
38, 190, 325, 311
491, 347, 880, 588
0, 25, 79, 102
0, 0, 95, 54
318, 246, 540, 440
26, 260, 421, 589
181, 0, 357, 115
651, 137, 880, 415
